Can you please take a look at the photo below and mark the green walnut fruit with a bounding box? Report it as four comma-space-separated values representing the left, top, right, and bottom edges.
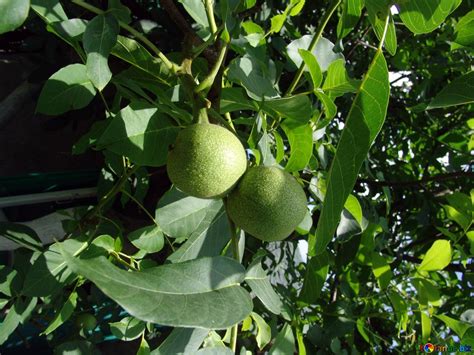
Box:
75, 313, 97, 331
227, 166, 307, 241
167, 123, 247, 199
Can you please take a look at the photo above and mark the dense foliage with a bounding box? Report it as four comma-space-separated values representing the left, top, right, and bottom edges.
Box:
0, 0, 473, 353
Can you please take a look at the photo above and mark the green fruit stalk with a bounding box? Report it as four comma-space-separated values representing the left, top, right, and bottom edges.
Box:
227, 166, 307, 241
167, 123, 247, 199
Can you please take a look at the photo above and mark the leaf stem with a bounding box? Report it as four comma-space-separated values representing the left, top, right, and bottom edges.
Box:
285, 0, 341, 96
195, 43, 228, 93
224, 199, 240, 351
71, 0, 178, 72
204, 0, 218, 35
378, 13, 391, 52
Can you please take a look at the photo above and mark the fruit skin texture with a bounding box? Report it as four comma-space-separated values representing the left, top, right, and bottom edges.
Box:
167, 123, 247, 199
227, 166, 307, 241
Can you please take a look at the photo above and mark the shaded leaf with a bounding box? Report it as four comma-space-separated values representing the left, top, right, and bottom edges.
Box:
97, 101, 179, 167
310, 50, 390, 255
371, 252, 392, 290
263, 96, 313, 123
167, 206, 230, 263
322, 59, 360, 97
43, 291, 78, 335
269, 324, 295, 355
31, 0, 68, 23
83, 14, 120, 91
399, 0, 462, 34
36, 64, 96, 115
109, 316, 146, 341
0, 222, 43, 252
435, 314, 472, 338
287, 35, 344, 72
250, 312, 271, 349
63, 254, 252, 329
155, 187, 221, 239
0, 297, 37, 345
151, 328, 209, 355
428, 72, 474, 109
111, 36, 173, 84
454, 10, 474, 47
300, 251, 329, 303
245, 256, 283, 315
337, 0, 364, 39
128, 225, 164, 254
22, 239, 86, 297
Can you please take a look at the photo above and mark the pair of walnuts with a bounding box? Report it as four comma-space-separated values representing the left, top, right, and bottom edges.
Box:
167, 123, 307, 242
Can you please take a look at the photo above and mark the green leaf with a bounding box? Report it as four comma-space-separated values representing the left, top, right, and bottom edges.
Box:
365, 0, 397, 55
371, 252, 392, 290
155, 187, 223, 239
83, 14, 120, 91
250, 312, 271, 350
108, 0, 131, 24
309, 50, 390, 255
0, 0, 30, 34
421, 312, 431, 342
289, 0, 305, 16
42, 291, 78, 335
0, 222, 43, 252
167, 206, 230, 263
220, 87, 258, 113
454, 10, 474, 47
282, 120, 313, 172
344, 194, 363, 227
138, 337, 150, 355
263, 96, 313, 123
322, 59, 360, 97
31, 0, 68, 23
37, 63, 96, 115
111, 36, 173, 84
178, 0, 209, 28
97, 101, 179, 167
0, 297, 37, 345
0, 265, 22, 297
151, 328, 209, 355
128, 225, 164, 254
22, 239, 86, 297
418, 239, 452, 272
300, 251, 329, 303
287, 36, 344, 72
315, 89, 337, 119
109, 316, 146, 341
356, 318, 371, 344
48, 18, 88, 47
413, 278, 441, 307
196, 348, 233, 355
245, 256, 283, 315
228, 55, 279, 100
399, 0, 462, 34
270, 14, 286, 33
337, 0, 364, 39
428, 72, 474, 109
435, 314, 472, 338
258, 131, 277, 167
63, 254, 252, 329
299, 49, 323, 88
269, 324, 295, 355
